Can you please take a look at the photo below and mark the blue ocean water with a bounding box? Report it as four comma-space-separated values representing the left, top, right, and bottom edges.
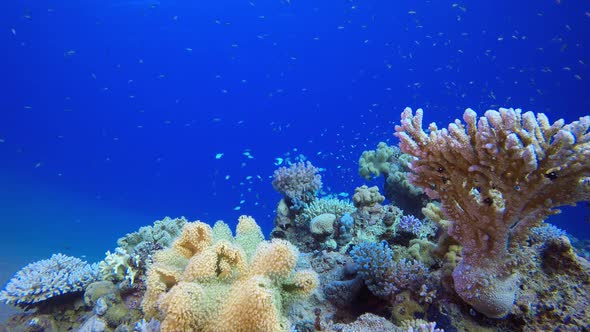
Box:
1, 0, 589, 319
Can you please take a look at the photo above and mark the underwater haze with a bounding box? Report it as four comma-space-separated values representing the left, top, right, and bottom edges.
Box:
1, 0, 589, 327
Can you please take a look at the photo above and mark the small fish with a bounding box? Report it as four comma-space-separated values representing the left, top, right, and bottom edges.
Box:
215, 153, 224, 159
274, 157, 284, 165
338, 192, 349, 198
225, 175, 230, 180
233, 206, 241, 211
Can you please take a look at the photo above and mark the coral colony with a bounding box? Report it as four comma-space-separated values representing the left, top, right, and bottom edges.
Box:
1, 108, 589, 331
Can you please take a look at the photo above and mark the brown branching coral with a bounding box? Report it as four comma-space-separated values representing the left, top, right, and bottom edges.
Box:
395, 107, 590, 318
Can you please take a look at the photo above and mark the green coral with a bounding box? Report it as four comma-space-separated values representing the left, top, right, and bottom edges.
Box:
358, 142, 398, 180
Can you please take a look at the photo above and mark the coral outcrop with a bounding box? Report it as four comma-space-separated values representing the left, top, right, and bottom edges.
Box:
395, 107, 590, 318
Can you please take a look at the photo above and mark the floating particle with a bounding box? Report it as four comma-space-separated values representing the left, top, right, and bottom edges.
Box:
225, 175, 231, 180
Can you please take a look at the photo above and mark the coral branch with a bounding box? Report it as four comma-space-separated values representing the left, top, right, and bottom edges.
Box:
395, 107, 590, 318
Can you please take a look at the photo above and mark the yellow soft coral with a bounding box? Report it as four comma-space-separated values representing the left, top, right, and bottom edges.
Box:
141, 261, 184, 318
285, 269, 319, 298
173, 222, 213, 258
235, 215, 265, 260
182, 240, 246, 282
142, 216, 318, 332
158, 282, 206, 331
215, 276, 289, 332
249, 239, 298, 280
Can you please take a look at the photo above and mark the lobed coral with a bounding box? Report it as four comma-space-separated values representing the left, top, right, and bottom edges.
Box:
352, 185, 385, 208
395, 107, 590, 318
141, 215, 318, 332
358, 142, 398, 180
0, 253, 99, 308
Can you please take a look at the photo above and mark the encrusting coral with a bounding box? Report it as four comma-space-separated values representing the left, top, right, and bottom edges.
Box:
395, 107, 590, 318
141, 215, 318, 332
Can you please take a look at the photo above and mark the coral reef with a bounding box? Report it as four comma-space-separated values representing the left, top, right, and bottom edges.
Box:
395, 107, 590, 318
0, 253, 99, 308
2, 107, 589, 332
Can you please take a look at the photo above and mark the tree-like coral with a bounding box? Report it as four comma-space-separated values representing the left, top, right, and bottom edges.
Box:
141, 216, 318, 332
395, 107, 590, 318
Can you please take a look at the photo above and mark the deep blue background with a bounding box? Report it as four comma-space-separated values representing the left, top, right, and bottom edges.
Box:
1, 0, 589, 269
